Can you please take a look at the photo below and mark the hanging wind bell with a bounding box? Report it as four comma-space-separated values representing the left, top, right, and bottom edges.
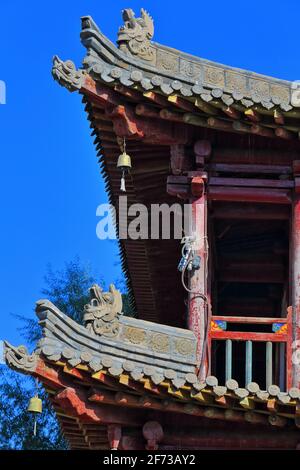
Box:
117, 138, 132, 192
27, 379, 42, 436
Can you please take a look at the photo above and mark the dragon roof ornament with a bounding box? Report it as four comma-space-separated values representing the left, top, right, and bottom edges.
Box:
84, 284, 122, 338
4, 342, 38, 373
52, 55, 86, 92
117, 8, 155, 61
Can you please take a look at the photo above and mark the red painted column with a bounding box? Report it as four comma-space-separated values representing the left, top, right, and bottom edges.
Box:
292, 191, 300, 387
188, 183, 210, 380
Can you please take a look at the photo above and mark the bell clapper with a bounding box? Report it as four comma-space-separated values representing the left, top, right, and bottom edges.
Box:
120, 170, 126, 192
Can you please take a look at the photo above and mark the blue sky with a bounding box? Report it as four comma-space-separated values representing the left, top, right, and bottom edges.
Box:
1, 0, 300, 347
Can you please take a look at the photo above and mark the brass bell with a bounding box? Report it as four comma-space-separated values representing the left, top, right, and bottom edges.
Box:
27, 396, 42, 414
117, 147, 132, 192
117, 151, 132, 171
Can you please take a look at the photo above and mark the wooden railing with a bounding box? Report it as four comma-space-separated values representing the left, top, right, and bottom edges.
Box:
209, 309, 292, 390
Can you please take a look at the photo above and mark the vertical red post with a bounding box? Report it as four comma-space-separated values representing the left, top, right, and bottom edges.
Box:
188, 183, 210, 380
286, 306, 293, 389
292, 192, 300, 387
107, 424, 122, 450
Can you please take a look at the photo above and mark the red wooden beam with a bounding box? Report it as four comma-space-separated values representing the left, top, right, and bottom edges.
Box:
55, 387, 144, 425
218, 266, 285, 283
209, 177, 294, 189
161, 431, 299, 449
210, 331, 287, 342
82, 78, 191, 144
208, 186, 292, 204
212, 148, 296, 165
35, 359, 70, 390
211, 203, 290, 220
212, 315, 287, 325
208, 163, 292, 175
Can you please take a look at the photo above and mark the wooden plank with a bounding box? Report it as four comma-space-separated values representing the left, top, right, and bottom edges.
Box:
220, 269, 284, 283
183, 113, 207, 127
209, 177, 293, 189
208, 186, 292, 204
211, 203, 290, 220
212, 315, 287, 325
208, 163, 292, 175
210, 331, 288, 342
161, 430, 298, 448
135, 104, 160, 118
160, 109, 184, 122
211, 147, 297, 164
207, 117, 233, 131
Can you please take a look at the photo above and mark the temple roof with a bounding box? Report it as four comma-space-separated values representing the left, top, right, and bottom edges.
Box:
51, 9, 300, 325
4, 285, 300, 449
79, 11, 297, 112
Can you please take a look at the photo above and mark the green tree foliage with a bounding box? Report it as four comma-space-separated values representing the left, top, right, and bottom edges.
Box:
0, 368, 66, 450
0, 257, 133, 449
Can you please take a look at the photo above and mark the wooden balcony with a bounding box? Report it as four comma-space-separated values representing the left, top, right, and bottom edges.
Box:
209, 308, 292, 391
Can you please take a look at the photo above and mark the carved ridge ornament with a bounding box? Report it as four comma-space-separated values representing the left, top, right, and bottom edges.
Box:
117, 8, 155, 62
150, 333, 170, 353
174, 338, 195, 356
123, 326, 146, 345
52, 56, 86, 92
4, 342, 38, 373
83, 284, 122, 338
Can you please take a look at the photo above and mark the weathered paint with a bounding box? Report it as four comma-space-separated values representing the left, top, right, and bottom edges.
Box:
188, 194, 209, 379
292, 195, 300, 387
